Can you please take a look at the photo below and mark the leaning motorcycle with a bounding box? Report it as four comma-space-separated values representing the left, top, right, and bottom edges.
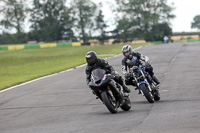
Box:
126, 59, 160, 103
89, 68, 131, 113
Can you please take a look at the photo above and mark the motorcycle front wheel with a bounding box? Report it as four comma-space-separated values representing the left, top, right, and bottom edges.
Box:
101, 90, 118, 114
139, 84, 154, 103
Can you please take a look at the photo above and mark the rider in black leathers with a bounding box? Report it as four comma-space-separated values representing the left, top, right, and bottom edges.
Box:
85, 51, 130, 93
121, 45, 160, 86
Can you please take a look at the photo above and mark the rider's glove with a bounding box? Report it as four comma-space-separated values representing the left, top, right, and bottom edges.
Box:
111, 70, 115, 75
107, 74, 115, 79
146, 61, 150, 65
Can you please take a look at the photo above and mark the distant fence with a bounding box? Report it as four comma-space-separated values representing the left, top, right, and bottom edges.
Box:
1, 40, 200, 51
151, 41, 163, 44
0, 42, 84, 51
187, 39, 200, 42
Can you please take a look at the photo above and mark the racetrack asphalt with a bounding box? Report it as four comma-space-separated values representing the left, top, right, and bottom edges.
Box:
1, 42, 200, 133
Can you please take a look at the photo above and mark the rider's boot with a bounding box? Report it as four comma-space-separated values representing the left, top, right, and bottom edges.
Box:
122, 84, 131, 93
115, 76, 131, 93
152, 75, 160, 85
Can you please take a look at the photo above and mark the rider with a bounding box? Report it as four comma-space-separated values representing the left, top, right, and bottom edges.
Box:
121, 45, 160, 86
85, 51, 130, 93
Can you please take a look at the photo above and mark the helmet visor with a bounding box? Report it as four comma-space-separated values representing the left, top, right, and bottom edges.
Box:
86, 57, 96, 65
124, 51, 130, 57
87, 58, 94, 63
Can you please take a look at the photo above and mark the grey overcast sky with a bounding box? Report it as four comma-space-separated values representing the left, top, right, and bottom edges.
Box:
168, 0, 200, 32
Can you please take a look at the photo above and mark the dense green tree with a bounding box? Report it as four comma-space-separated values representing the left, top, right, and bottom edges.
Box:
0, 32, 28, 44
191, 15, 200, 30
95, 10, 108, 44
0, 0, 176, 44
114, 17, 133, 43
145, 23, 172, 41
0, 0, 26, 33
29, 0, 74, 42
114, 0, 175, 41
0, 33, 14, 44
0, 0, 28, 44
71, 0, 97, 43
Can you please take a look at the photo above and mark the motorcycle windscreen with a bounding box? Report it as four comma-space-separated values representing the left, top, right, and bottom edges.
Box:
91, 68, 106, 82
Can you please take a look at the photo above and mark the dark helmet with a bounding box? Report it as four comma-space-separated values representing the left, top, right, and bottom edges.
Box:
85, 51, 98, 66
122, 45, 133, 59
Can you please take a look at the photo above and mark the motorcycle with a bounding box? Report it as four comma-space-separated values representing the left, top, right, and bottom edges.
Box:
126, 59, 160, 103
89, 68, 131, 114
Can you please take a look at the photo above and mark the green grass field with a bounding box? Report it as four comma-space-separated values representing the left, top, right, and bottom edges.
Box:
0, 43, 148, 90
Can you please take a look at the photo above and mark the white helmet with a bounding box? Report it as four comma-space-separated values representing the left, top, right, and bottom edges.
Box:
122, 45, 133, 58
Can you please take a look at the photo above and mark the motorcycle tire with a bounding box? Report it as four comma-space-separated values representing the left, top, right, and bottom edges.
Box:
139, 84, 154, 103
101, 90, 118, 114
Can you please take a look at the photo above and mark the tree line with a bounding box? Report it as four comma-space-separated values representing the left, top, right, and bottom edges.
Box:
191, 15, 200, 38
0, 0, 175, 45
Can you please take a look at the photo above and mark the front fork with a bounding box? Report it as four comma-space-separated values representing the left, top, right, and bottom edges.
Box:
107, 86, 116, 102
136, 71, 153, 96
108, 85, 124, 107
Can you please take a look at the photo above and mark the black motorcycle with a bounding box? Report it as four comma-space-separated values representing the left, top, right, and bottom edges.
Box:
89, 68, 131, 113
126, 59, 160, 103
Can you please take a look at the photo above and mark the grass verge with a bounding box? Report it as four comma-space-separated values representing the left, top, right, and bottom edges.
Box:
0, 43, 149, 91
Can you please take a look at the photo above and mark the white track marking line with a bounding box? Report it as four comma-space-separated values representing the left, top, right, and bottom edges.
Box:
160, 90, 169, 92
164, 55, 177, 75
0, 46, 143, 94
170, 56, 177, 66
